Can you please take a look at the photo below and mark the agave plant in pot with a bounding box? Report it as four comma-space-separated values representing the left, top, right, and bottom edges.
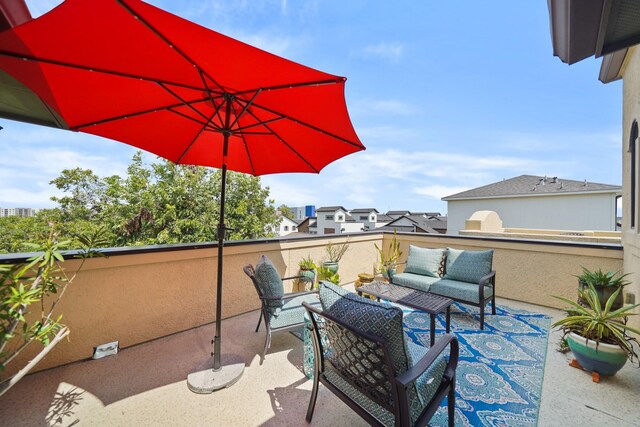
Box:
576, 267, 630, 310
553, 283, 640, 377
374, 232, 402, 281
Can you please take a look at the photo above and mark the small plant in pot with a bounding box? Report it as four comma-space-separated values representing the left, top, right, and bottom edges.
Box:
318, 264, 340, 285
374, 232, 402, 281
297, 255, 317, 290
553, 283, 640, 377
576, 267, 630, 310
323, 239, 350, 274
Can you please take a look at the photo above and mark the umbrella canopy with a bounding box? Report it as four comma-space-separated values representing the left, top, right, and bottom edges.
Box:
0, 0, 364, 392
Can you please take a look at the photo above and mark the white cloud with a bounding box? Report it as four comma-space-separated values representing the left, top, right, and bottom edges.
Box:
351, 99, 415, 116
363, 42, 404, 61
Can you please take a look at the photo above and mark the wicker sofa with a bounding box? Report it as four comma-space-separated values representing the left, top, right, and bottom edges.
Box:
391, 246, 496, 329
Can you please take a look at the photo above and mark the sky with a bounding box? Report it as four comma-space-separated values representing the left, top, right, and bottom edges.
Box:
1, 0, 623, 214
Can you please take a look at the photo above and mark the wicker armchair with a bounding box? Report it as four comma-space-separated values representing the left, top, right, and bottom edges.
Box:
303, 281, 459, 426
243, 257, 320, 363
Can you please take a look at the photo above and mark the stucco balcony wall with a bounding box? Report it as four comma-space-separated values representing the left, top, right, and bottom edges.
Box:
0, 232, 624, 378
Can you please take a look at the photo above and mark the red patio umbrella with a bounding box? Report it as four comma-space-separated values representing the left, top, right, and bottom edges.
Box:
0, 0, 364, 392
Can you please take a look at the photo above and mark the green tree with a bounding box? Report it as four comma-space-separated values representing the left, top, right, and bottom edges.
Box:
278, 204, 294, 220
0, 152, 281, 252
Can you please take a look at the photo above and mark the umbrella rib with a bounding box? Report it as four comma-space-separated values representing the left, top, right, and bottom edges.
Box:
235, 78, 345, 96
158, 82, 212, 124
244, 109, 320, 173
228, 89, 262, 129
234, 116, 284, 132
176, 110, 218, 164
249, 101, 363, 149
0, 50, 205, 93
74, 98, 211, 129
238, 132, 257, 176
116, 0, 227, 93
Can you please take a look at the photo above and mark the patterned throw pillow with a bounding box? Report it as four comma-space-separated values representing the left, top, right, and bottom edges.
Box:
254, 255, 285, 314
404, 246, 446, 278
443, 248, 493, 283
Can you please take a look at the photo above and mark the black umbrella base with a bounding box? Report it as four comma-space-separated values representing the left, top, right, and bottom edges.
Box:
187, 355, 245, 393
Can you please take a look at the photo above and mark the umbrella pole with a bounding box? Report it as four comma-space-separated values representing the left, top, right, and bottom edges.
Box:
187, 98, 244, 393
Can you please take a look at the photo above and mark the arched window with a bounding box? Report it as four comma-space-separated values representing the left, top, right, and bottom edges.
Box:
630, 120, 638, 229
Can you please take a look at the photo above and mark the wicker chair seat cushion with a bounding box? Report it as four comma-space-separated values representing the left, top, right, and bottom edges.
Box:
430, 279, 493, 303
269, 293, 320, 329
254, 255, 285, 314
443, 249, 493, 283
391, 272, 440, 292
324, 369, 395, 427
404, 246, 446, 278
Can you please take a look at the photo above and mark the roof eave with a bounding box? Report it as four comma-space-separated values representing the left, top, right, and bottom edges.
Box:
443, 188, 622, 201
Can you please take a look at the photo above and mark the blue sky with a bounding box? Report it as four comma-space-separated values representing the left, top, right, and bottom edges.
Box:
1, 0, 622, 214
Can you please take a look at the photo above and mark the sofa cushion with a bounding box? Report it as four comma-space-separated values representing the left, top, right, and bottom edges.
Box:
391, 272, 440, 292
430, 278, 493, 303
254, 255, 284, 314
443, 249, 493, 283
404, 246, 445, 278
270, 293, 320, 328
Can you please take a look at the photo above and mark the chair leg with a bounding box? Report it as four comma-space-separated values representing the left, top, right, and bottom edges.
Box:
255, 312, 263, 332
306, 367, 320, 422
260, 329, 271, 365
447, 378, 456, 427
480, 306, 485, 330
492, 293, 496, 315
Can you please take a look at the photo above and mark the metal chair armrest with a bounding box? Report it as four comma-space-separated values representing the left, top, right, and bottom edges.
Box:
479, 270, 496, 286
396, 334, 459, 388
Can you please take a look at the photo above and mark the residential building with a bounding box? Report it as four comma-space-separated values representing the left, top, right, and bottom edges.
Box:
548, 0, 640, 322
289, 205, 315, 221
379, 212, 447, 234
442, 175, 621, 234
0, 207, 41, 217
296, 216, 317, 234
348, 208, 379, 231
276, 216, 299, 236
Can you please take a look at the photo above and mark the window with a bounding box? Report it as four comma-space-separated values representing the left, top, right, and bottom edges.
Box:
284, 225, 289, 231
337, 215, 343, 221
359, 215, 368, 220
370, 216, 375, 221
631, 120, 638, 229
325, 215, 334, 220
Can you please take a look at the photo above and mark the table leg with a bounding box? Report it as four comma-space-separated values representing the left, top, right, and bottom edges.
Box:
430, 314, 436, 347
446, 306, 451, 333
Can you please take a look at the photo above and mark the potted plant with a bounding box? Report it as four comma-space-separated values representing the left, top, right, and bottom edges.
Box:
318, 264, 340, 285
576, 267, 630, 310
297, 255, 317, 290
323, 239, 350, 274
374, 232, 402, 281
553, 283, 640, 377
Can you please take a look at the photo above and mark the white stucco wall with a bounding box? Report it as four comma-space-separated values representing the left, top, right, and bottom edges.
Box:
622, 46, 640, 330
447, 192, 618, 234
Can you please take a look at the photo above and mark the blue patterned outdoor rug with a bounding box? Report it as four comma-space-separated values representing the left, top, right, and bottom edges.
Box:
401, 303, 550, 427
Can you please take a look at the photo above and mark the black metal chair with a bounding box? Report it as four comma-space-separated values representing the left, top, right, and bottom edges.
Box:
243, 263, 320, 363
303, 294, 458, 427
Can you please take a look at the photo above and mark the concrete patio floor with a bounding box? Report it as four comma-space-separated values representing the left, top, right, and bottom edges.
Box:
1, 295, 639, 427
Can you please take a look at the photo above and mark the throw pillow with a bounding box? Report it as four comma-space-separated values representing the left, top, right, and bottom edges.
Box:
404, 246, 445, 278
254, 255, 285, 314
443, 248, 493, 283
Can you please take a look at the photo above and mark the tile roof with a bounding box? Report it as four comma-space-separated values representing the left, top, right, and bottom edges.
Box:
442, 175, 621, 200
315, 206, 347, 212
349, 208, 379, 213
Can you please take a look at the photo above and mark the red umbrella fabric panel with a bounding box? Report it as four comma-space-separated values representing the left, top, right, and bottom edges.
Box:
0, 0, 364, 175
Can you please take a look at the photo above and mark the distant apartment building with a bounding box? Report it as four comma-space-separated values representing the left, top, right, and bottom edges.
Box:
0, 207, 42, 218
290, 205, 316, 221
442, 175, 621, 234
